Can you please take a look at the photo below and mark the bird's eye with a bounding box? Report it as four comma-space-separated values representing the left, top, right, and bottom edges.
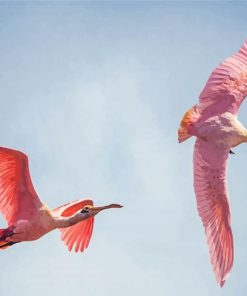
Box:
80, 206, 91, 213
81, 209, 88, 214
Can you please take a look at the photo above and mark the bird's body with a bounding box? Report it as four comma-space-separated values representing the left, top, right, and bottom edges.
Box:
9, 206, 54, 242
194, 112, 247, 149
178, 40, 247, 286
0, 147, 122, 251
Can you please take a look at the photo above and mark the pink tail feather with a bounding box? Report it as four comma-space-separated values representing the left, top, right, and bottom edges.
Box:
178, 105, 200, 143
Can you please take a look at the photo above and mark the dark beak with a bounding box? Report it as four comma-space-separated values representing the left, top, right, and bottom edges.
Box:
92, 204, 123, 213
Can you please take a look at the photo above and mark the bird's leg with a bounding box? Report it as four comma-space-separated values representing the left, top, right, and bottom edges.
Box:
229, 150, 235, 155
0, 241, 18, 249
0, 226, 18, 249
0, 226, 15, 241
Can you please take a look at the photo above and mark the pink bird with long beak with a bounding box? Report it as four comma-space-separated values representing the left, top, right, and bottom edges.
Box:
0, 147, 122, 252
178, 40, 247, 286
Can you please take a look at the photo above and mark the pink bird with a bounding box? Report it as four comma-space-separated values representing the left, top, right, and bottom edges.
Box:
178, 40, 247, 286
0, 147, 122, 252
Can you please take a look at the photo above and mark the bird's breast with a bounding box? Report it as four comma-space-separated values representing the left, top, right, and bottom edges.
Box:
12, 208, 55, 242
195, 112, 247, 149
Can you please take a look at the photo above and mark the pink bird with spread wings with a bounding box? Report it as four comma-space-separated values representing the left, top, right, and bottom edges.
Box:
0, 147, 122, 252
178, 40, 247, 286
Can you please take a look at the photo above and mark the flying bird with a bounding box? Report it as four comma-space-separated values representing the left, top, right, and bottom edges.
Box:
0, 147, 122, 252
178, 40, 247, 286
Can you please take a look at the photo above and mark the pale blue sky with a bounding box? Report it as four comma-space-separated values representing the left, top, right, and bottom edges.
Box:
0, 2, 247, 296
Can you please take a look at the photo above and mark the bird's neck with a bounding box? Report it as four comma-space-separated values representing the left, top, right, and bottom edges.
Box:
243, 129, 247, 142
53, 212, 87, 228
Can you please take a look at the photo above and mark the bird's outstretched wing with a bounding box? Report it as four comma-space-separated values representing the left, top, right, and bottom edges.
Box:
199, 40, 247, 116
0, 147, 43, 225
193, 139, 233, 286
54, 199, 94, 252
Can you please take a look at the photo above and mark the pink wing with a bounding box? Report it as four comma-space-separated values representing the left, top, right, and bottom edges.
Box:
54, 199, 94, 252
0, 147, 43, 225
193, 139, 233, 286
198, 40, 247, 116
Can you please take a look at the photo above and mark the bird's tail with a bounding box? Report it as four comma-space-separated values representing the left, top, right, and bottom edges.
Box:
178, 105, 200, 143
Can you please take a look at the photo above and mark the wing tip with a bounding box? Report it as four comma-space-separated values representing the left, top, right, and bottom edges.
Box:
0, 146, 28, 160
220, 280, 225, 288
218, 273, 230, 288
215, 262, 232, 287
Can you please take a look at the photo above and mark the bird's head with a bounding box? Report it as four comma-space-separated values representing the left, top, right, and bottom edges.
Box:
80, 203, 123, 218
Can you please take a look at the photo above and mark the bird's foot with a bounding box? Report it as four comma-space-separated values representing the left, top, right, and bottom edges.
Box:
229, 150, 235, 155
0, 226, 14, 241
